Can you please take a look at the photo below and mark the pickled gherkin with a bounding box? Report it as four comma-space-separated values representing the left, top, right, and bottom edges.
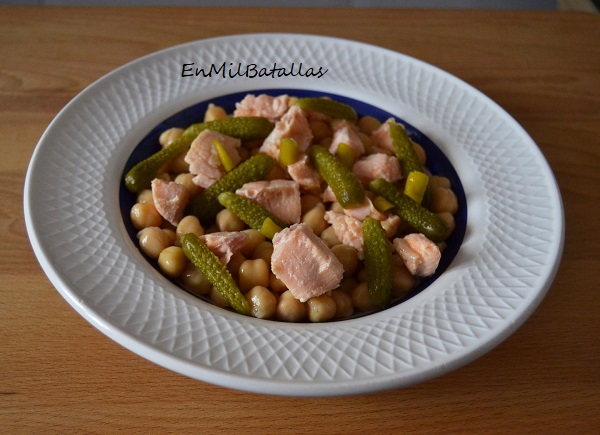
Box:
389, 122, 423, 176
180, 233, 249, 315
363, 217, 393, 307
124, 117, 274, 193
187, 153, 275, 225
308, 145, 365, 208
369, 178, 448, 243
218, 192, 284, 238
294, 97, 357, 121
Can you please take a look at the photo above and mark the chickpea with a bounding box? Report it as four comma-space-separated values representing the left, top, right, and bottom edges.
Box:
276, 290, 307, 322
181, 263, 211, 296
174, 173, 202, 198
216, 208, 246, 232
309, 119, 333, 142
240, 229, 266, 257
331, 244, 359, 278
302, 204, 327, 236
338, 277, 358, 294
138, 227, 171, 259
265, 164, 288, 181
176, 215, 204, 243
391, 254, 416, 297
429, 175, 451, 190
159, 127, 184, 147
161, 228, 177, 245
412, 142, 426, 166
226, 252, 246, 279
437, 211, 456, 239
352, 282, 378, 313
252, 241, 273, 265
155, 171, 170, 182
357, 115, 381, 135
329, 202, 344, 214
136, 189, 153, 204
356, 266, 368, 282
320, 225, 340, 248
430, 185, 458, 214
331, 289, 354, 319
300, 194, 322, 215
204, 103, 228, 122
130, 202, 163, 230
307, 294, 337, 323
269, 273, 287, 293
158, 246, 186, 278
170, 150, 189, 174
245, 286, 277, 319
210, 286, 230, 308
357, 132, 372, 150
238, 258, 270, 293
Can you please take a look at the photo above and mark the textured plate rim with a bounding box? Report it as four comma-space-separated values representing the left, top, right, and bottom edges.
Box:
24, 33, 564, 397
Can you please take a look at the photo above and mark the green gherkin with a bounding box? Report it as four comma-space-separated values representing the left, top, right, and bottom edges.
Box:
369, 178, 448, 243
294, 97, 357, 121
388, 122, 423, 176
218, 192, 284, 238
363, 217, 393, 308
124, 117, 274, 193
308, 145, 365, 209
187, 153, 275, 225
180, 233, 249, 315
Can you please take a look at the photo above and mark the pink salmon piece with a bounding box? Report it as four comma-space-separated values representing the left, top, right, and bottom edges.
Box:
151, 178, 190, 226
393, 233, 441, 277
184, 129, 241, 188
259, 106, 313, 160
236, 179, 301, 225
200, 231, 249, 265
370, 118, 397, 154
323, 211, 365, 259
271, 223, 343, 302
287, 155, 322, 193
328, 120, 365, 158
233, 94, 290, 122
352, 153, 401, 187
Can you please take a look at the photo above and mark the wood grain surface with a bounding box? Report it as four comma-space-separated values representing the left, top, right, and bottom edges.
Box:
1, 7, 599, 433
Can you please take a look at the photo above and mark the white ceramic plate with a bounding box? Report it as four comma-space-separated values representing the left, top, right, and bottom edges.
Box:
24, 34, 564, 397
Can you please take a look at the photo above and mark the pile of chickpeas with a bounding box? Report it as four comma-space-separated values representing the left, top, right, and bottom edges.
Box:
129, 99, 459, 323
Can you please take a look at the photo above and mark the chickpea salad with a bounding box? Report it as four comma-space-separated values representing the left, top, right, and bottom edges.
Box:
123, 92, 464, 323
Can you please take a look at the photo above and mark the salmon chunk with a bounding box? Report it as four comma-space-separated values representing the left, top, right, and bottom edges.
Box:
271, 223, 344, 302
185, 129, 242, 188
233, 94, 290, 122
259, 106, 313, 160
323, 211, 365, 258
393, 233, 441, 277
151, 178, 190, 226
287, 155, 322, 193
328, 120, 365, 158
370, 118, 397, 154
342, 197, 387, 221
236, 179, 301, 225
352, 153, 401, 187
200, 231, 249, 265
324, 209, 402, 259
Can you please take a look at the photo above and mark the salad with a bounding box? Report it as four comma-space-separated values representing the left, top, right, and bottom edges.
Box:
124, 94, 460, 322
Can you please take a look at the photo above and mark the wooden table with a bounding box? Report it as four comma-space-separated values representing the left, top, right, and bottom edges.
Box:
2, 6, 599, 433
